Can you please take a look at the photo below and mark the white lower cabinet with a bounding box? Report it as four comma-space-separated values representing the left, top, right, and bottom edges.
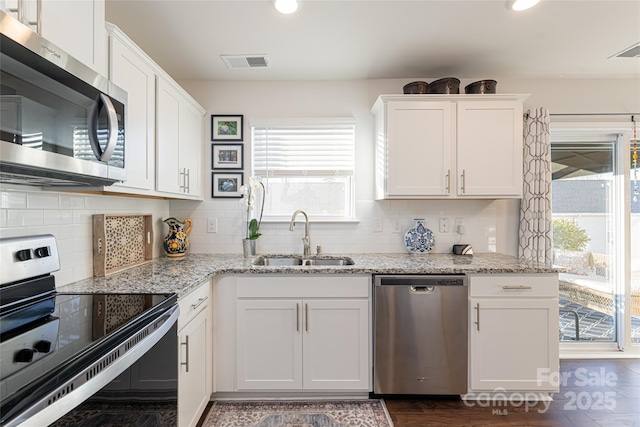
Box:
468, 274, 559, 394
236, 298, 369, 390
216, 274, 371, 393
178, 280, 211, 427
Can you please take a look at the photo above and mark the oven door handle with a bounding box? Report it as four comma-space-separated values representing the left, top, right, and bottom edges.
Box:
5, 304, 179, 427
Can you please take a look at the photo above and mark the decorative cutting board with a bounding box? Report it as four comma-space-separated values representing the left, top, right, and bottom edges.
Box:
92, 214, 153, 277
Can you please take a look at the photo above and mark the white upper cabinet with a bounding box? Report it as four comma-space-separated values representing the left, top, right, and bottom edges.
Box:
103, 23, 204, 200
456, 101, 523, 197
380, 101, 452, 197
156, 77, 204, 199
3, 0, 108, 75
107, 24, 156, 193
373, 94, 528, 200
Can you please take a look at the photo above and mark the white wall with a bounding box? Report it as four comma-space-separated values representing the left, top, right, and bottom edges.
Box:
2, 77, 637, 284
174, 77, 639, 256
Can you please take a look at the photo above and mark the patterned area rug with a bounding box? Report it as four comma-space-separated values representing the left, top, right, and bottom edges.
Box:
202, 400, 394, 427
49, 402, 176, 426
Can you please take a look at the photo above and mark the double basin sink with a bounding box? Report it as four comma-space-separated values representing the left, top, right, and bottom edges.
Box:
252, 255, 355, 266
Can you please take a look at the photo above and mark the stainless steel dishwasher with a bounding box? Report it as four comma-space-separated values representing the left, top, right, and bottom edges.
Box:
374, 275, 468, 395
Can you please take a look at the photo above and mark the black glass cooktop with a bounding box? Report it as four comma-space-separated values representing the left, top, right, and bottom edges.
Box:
0, 291, 176, 424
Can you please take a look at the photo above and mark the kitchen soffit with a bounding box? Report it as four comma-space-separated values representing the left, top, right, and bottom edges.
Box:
105, 0, 640, 82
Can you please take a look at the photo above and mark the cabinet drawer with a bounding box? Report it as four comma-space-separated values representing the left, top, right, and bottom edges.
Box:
237, 275, 370, 298
178, 280, 210, 330
468, 274, 558, 298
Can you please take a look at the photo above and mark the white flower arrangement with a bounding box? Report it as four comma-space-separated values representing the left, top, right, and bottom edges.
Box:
240, 176, 265, 240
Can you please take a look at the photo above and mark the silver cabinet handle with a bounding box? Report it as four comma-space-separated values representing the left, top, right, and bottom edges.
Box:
185, 168, 190, 193
474, 303, 480, 331
180, 335, 189, 373
445, 170, 450, 194
502, 285, 533, 290
305, 303, 309, 332
460, 170, 466, 193
179, 168, 185, 191
191, 296, 208, 310
296, 303, 300, 332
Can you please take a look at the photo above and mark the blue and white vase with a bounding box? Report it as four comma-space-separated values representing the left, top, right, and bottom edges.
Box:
404, 219, 435, 254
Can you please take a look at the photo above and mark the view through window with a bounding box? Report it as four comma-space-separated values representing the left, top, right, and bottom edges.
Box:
552, 131, 640, 347
251, 119, 355, 221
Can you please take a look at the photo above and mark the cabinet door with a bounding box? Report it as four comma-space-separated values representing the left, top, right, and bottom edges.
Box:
456, 101, 523, 197
109, 35, 156, 191
303, 299, 369, 390
469, 298, 559, 391
156, 78, 182, 194
34, 0, 107, 75
386, 101, 452, 197
178, 311, 210, 427
180, 101, 203, 197
236, 299, 302, 390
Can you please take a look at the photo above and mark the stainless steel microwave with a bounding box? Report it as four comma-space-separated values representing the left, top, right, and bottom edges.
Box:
0, 11, 127, 187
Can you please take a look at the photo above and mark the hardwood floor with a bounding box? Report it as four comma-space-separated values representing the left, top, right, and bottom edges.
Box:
384, 359, 640, 427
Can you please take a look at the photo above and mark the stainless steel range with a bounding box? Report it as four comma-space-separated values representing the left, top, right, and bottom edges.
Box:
0, 235, 179, 426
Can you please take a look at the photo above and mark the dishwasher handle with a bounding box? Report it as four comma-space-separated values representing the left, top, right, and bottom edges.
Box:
375, 275, 467, 287
410, 285, 435, 293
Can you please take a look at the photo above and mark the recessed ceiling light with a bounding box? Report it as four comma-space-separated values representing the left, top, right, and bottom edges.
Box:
511, 0, 541, 11
275, 0, 299, 14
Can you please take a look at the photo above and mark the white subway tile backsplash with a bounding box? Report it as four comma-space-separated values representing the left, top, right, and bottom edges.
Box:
27, 193, 59, 209
1, 181, 513, 287
0, 191, 27, 209
59, 195, 85, 210
9, 210, 44, 227
84, 196, 107, 210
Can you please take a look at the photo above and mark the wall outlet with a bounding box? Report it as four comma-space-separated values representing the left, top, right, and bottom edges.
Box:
455, 218, 464, 227
439, 218, 449, 233
392, 219, 402, 234
372, 217, 383, 233
207, 218, 217, 233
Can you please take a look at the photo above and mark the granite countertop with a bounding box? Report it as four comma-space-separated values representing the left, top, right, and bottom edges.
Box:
57, 252, 560, 299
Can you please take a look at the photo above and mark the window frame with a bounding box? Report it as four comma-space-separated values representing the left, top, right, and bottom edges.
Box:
250, 118, 357, 222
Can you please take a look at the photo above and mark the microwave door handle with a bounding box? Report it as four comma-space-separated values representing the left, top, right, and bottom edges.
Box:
87, 94, 118, 162
101, 94, 119, 162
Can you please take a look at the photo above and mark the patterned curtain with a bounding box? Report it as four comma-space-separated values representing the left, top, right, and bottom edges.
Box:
519, 107, 553, 264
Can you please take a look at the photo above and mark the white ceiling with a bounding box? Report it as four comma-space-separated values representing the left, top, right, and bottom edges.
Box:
105, 0, 640, 82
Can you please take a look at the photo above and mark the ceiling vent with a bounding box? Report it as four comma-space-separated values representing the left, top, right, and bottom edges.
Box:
221, 54, 270, 69
610, 43, 640, 58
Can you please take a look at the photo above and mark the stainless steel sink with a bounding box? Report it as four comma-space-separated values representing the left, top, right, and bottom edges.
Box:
252, 255, 354, 266
253, 256, 302, 266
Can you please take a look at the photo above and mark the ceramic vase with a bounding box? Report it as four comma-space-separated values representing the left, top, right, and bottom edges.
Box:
163, 217, 192, 257
242, 238, 257, 258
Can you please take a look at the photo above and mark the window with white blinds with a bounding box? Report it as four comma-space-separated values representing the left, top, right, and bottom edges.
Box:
251, 118, 356, 220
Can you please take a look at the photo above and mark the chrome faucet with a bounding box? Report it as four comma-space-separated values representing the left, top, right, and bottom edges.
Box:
289, 210, 311, 256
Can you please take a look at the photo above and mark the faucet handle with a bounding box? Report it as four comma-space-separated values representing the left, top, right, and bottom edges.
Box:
316, 245, 322, 255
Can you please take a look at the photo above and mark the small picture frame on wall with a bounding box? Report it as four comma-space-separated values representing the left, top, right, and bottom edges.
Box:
211, 114, 243, 141
212, 143, 243, 170
212, 172, 243, 198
